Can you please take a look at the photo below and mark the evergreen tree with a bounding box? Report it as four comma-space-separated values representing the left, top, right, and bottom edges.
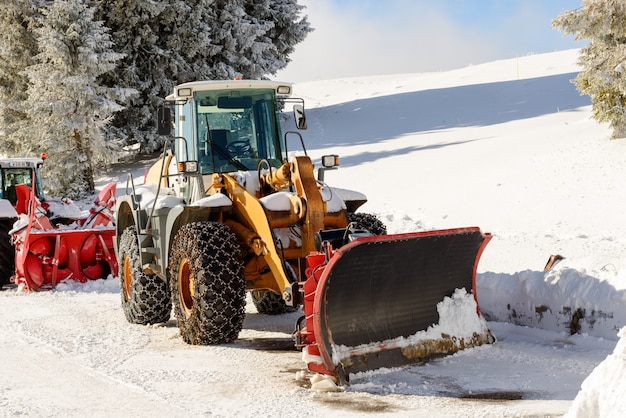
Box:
22, 0, 133, 198
164, 0, 222, 82
553, 1, 626, 138
244, 0, 312, 76
1, 0, 312, 181
206, 0, 272, 79
94, 0, 177, 152
96, 0, 312, 152
0, 0, 41, 155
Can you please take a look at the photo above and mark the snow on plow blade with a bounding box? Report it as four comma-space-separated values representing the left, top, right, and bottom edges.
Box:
299, 227, 493, 380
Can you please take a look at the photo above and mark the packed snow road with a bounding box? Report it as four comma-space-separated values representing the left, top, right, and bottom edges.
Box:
0, 279, 614, 418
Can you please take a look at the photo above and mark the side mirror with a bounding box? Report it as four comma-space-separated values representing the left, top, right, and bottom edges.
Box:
293, 104, 307, 130
157, 107, 172, 136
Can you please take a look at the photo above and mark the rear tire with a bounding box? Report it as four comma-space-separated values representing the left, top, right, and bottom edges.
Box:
251, 291, 293, 315
0, 217, 17, 289
251, 263, 299, 315
119, 227, 171, 324
347, 212, 387, 235
169, 222, 246, 345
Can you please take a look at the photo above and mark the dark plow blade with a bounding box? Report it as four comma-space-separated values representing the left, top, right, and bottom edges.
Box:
314, 227, 492, 376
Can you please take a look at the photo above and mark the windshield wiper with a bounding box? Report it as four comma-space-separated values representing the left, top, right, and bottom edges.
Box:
203, 114, 248, 171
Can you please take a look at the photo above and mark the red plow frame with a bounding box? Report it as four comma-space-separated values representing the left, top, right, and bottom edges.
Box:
296, 227, 492, 381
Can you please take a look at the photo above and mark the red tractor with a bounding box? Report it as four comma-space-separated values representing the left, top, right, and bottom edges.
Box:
0, 156, 117, 291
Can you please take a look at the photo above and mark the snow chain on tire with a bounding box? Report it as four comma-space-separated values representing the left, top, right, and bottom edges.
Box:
347, 212, 387, 236
169, 221, 246, 345
251, 289, 297, 315
119, 227, 171, 324
251, 263, 299, 315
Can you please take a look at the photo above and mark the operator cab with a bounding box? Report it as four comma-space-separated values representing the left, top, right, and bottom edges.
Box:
195, 89, 283, 174
0, 158, 45, 205
163, 80, 295, 176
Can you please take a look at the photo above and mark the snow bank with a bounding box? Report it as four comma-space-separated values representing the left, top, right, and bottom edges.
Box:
566, 326, 626, 417
54, 275, 119, 293
477, 265, 626, 340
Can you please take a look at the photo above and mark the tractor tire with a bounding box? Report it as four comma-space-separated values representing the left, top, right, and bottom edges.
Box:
0, 217, 17, 289
119, 227, 171, 324
348, 212, 387, 235
168, 221, 246, 345
251, 264, 299, 315
251, 290, 296, 315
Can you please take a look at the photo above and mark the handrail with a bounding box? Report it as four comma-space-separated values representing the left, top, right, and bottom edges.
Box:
283, 131, 307, 160
125, 171, 143, 238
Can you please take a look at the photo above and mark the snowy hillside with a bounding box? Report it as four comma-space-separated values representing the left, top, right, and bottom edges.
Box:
292, 49, 626, 339
1, 49, 625, 417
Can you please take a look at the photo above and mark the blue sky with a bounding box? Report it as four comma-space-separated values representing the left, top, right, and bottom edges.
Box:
275, 0, 583, 81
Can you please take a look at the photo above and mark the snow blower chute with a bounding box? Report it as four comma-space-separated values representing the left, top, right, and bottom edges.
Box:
296, 227, 493, 381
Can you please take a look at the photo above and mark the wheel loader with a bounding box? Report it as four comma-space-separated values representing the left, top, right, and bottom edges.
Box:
114, 79, 493, 383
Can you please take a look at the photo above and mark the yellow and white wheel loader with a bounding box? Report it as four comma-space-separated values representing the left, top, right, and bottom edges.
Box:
114, 80, 493, 383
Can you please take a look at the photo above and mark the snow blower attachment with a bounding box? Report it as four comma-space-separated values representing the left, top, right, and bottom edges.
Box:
9, 167, 117, 291
296, 227, 493, 381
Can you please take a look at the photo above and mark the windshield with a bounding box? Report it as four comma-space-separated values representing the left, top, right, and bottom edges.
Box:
0, 168, 44, 204
194, 89, 283, 174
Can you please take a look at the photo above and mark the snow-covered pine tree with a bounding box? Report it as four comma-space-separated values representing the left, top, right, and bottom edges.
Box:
22, 0, 133, 198
209, 0, 277, 79
94, 0, 175, 153
244, 0, 312, 76
553, 1, 626, 139
95, 0, 311, 153
0, 0, 41, 155
163, 0, 224, 82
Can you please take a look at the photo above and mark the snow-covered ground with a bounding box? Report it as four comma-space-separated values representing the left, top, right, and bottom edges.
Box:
2, 49, 625, 417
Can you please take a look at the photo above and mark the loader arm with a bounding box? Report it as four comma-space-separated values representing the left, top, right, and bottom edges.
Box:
221, 174, 295, 304
288, 156, 326, 255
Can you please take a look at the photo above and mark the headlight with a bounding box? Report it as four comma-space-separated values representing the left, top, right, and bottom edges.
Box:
321, 155, 339, 168
177, 161, 198, 173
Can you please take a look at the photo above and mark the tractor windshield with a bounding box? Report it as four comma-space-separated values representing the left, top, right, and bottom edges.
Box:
194, 89, 284, 174
0, 167, 45, 204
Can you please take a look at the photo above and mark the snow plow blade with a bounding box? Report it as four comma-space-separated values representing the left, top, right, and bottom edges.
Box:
298, 227, 493, 381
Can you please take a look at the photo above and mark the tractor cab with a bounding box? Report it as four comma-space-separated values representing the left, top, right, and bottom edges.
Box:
0, 157, 46, 209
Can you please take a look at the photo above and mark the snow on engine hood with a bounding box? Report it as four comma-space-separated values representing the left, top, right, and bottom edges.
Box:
191, 194, 232, 208
321, 187, 349, 213
132, 184, 182, 210
328, 187, 366, 208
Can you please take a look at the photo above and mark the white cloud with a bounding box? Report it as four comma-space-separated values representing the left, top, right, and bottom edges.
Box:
274, 0, 579, 82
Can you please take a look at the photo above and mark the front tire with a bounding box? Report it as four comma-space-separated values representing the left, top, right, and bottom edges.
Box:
119, 227, 171, 324
169, 222, 246, 345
